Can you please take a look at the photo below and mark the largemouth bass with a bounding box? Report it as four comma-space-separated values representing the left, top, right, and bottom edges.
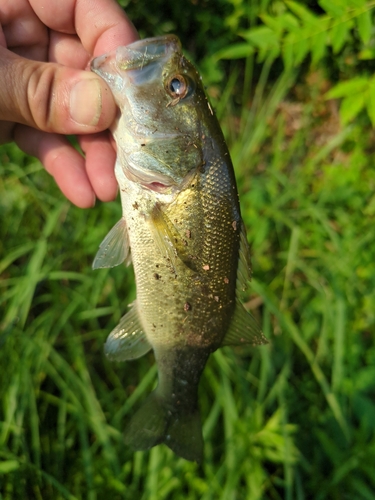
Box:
91, 35, 267, 463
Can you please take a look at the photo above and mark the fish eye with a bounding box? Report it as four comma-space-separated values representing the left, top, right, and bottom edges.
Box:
166, 74, 190, 99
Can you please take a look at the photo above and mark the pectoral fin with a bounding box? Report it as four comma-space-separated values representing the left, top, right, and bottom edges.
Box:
222, 299, 268, 347
149, 203, 193, 273
92, 217, 131, 269
104, 302, 152, 361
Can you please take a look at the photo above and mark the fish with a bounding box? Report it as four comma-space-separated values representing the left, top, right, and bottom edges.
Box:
90, 35, 267, 463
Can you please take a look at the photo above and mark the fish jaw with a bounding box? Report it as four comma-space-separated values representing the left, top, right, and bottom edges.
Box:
90, 35, 181, 81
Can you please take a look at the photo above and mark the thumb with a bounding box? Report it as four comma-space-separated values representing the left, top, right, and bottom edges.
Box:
0, 46, 116, 134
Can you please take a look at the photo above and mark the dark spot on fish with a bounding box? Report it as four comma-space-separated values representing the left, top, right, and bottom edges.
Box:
132, 201, 139, 210
156, 264, 160, 268
153, 273, 160, 280
200, 285, 210, 295
141, 143, 145, 147
184, 302, 191, 312
152, 323, 156, 328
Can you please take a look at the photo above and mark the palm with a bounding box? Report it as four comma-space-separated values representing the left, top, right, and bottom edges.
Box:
0, 0, 137, 207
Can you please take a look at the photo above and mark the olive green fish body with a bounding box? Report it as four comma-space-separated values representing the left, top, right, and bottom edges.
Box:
91, 36, 266, 462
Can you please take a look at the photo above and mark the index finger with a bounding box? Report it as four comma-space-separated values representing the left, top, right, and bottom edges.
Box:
29, 0, 139, 55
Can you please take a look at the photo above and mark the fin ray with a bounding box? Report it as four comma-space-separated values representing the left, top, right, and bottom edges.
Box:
104, 302, 152, 361
92, 217, 131, 269
149, 203, 195, 273
222, 299, 268, 347
237, 221, 252, 291
124, 388, 203, 463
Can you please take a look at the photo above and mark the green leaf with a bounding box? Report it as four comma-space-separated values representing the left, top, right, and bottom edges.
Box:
359, 48, 375, 60
0, 460, 20, 474
280, 13, 301, 32
311, 30, 327, 65
356, 10, 372, 45
293, 33, 310, 65
260, 13, 285, 35
261, 13, 299, 35
340, 92, 366, 124
286, 0, 318, 24
325, 78, 369, 99
282, 32, 297, 69
240, 26, 279, 50
366, 79, 375, 126
330, 19, 353, 54
213, 43, 254, 61
318, 0, 345, 17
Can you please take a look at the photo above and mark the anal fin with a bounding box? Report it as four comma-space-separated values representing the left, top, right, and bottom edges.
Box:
222, 300, 268, 347
104, 302, 152, 361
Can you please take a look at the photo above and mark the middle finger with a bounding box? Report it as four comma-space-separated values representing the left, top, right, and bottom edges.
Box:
48, 31, 90, 68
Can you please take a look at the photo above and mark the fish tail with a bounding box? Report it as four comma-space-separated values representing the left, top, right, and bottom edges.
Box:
124, 389, 203, 463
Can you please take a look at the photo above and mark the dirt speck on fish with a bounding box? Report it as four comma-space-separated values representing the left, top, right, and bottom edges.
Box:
91, 35, 267, 463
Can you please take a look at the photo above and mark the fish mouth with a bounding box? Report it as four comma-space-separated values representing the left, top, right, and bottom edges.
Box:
143, 181, 171, 193
122, 166, 177, 194
91, 35, 181, 74
121, 162, 197, 195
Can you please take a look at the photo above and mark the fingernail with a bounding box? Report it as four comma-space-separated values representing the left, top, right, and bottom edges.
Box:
70, 78, 102, 126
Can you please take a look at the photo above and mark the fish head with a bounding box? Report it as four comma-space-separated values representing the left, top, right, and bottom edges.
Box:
91, 36, 212, 195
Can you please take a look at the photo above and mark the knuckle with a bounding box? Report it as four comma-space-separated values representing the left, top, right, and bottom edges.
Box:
27, 63, 65, 132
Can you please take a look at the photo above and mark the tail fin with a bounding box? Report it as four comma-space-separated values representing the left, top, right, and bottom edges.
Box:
124, 390, 203, 463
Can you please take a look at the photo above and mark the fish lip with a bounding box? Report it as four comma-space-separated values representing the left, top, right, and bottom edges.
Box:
123, 35, 180, 53
91, 35, 182, 74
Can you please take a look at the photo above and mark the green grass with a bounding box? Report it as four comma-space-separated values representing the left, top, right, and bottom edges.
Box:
2, 17, 375, 500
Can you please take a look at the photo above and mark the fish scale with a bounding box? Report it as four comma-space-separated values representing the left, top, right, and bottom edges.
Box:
91, 35, 267, 462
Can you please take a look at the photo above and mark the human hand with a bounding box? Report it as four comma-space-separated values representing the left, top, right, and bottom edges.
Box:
0, 0, 138, 207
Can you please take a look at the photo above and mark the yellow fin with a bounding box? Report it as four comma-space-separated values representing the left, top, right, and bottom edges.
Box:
149, 203, 194, 273
92, 218, 131, 269
104, 302, 152, 361
222, 299, 268, 347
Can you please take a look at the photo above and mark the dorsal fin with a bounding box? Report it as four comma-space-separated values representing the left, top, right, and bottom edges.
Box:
222, 220, 267, 347
237, 221, 252, 292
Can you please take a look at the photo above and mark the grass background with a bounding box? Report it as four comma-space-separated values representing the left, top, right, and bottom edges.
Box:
1, 0, 375, 498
